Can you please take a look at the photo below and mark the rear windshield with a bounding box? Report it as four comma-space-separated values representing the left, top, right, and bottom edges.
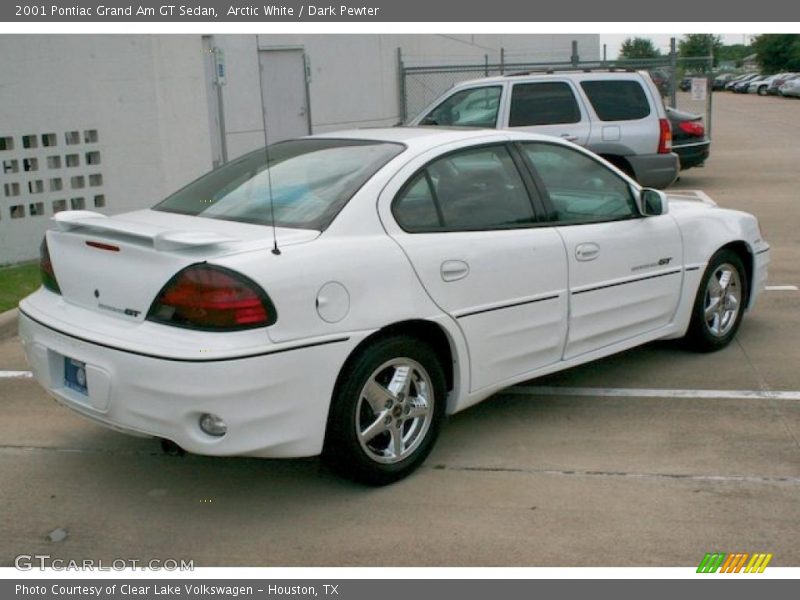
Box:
154, 139, 404, 230
580, 80, 651, 121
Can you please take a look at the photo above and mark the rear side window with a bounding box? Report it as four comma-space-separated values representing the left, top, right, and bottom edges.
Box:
421, 86, 502, 128
580, 80, 651, 121
509, 82, 581, 126
393, 145, 536, 232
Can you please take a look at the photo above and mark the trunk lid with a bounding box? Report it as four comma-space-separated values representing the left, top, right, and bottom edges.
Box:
47, 209, 318, 323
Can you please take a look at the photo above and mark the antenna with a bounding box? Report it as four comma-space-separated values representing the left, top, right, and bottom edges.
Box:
254, 35, 281, 256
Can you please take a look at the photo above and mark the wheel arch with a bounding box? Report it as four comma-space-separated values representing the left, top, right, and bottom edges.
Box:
716, 240, 754, 308
331, 318, 464, 415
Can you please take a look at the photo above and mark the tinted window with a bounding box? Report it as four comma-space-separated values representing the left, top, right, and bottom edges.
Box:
509, 82, 581, 126
522, 142, 637, 224
580, 80, 651, 121
393, 145, 536, 232
154, 139, 404, 230
421, 86, 502, 128
393, 173, 442, 231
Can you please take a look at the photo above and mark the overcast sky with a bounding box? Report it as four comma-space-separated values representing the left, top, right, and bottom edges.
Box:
599, 34, 756, 59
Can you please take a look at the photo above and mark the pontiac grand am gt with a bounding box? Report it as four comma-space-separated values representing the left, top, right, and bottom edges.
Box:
19, 128, 769, 484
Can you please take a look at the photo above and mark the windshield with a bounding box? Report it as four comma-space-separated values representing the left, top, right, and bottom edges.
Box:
154, 139, 405, 230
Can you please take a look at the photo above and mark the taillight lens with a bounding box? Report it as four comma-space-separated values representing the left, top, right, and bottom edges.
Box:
147, 264, 276, 331
658, 118, 672, 154
39, 237, 61, 294
678, 121, 705, 137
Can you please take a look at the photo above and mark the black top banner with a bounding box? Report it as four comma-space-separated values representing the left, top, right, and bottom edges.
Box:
3, 0, 800, 22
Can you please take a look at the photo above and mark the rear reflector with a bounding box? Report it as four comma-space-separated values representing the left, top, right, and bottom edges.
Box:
39, 237, 61, 294
678, 121, 705, 137
147, 264, 276, 331
658, 118, 672, 154
86, 241, 120, 252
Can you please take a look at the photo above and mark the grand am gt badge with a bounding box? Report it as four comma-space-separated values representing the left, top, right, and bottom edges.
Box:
632, 257, 673, 272
98, 303, 141, 318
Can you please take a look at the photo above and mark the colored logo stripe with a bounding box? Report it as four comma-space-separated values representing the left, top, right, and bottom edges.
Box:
697, 553, 772, 573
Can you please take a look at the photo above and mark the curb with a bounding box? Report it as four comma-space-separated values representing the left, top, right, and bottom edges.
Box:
0, 308, 19, 341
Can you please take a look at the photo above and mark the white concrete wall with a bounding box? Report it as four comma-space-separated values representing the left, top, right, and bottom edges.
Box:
0, 35, 212, 264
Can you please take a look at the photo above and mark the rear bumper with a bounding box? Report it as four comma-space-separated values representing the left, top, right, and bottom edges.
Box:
627, 152, 680, 189
673, 140, 711, 170
18, 310, 361, 458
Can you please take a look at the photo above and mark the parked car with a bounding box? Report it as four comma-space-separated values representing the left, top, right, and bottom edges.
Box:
723, 73, 754, 90
779, 78, 800, 97
746, 74, 786, 95
679, 77, 693, 92
712, 73, 737, 90
666, 106, 710, 170
409, 70, 679, 189
768, 73, 799, 95
649, 69, 672, 97
730, 74, 761, 93
19, 128, 769, 485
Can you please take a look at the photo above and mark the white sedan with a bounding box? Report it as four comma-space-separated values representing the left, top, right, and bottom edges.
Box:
19, 128, 770, 485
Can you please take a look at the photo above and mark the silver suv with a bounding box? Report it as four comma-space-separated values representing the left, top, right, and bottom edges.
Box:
408, 70, 679, 189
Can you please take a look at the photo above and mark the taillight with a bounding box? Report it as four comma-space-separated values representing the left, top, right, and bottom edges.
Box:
658, 118, 672, 154
39, 237, 61, 294
678, 121, 705, 137
147, 264, 276, 331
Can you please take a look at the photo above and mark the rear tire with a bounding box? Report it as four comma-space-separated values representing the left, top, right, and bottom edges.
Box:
684, 249, 748, 352
323, 335, 446, 485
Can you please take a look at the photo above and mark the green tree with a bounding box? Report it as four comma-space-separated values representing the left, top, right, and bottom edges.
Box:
678, 34, 723, 72
752, 34, 800, 74
716, 44, 753, 68
619, 37, 661, 60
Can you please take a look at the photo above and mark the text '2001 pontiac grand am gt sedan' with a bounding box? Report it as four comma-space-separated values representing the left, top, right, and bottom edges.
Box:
19, 128, 769, 485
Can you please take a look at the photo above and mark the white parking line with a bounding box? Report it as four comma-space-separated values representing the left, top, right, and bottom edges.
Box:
765, 285, 799, 291
507, 386, 800, 401
0, 371, 32, 379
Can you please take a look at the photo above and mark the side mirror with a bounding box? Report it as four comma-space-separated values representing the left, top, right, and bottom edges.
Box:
638, 188, 669, 216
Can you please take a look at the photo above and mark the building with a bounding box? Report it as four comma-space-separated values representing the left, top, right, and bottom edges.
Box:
0, 34, 599, 264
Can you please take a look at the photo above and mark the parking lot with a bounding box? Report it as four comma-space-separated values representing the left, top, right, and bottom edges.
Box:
1, 90, 798, 568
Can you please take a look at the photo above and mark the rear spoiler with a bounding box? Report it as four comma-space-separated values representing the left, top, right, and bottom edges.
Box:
52, 210, 238, 251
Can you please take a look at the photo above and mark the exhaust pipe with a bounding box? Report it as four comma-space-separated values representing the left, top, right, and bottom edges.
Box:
159, 438, 185, 457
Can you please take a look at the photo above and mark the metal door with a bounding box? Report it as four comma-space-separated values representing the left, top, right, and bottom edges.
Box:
258, 49, 311, 143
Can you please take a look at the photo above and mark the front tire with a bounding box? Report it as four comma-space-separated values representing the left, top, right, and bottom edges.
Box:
323, 336, 446, 485
684, 249, 748, 352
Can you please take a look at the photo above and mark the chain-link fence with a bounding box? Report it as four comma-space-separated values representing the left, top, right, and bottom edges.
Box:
398, 42, 714, 138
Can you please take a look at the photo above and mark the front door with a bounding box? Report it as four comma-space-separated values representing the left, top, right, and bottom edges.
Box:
520, 141, 683, 359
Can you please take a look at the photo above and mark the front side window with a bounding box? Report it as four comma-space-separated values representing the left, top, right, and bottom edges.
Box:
154, 139, 404, 230
580, 80, 651, 121
393, 145, 536, 232
509, 82, 581, 126
420, 86, 502, 128
521, 142, 638, 224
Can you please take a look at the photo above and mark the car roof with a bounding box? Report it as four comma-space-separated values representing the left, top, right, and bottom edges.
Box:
309, 126, 580, 149
444, 70, 650, 88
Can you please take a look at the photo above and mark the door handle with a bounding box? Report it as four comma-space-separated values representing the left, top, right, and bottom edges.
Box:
560, 133, 579, 142
441, 260, 469, 282
575, 243, 600, 261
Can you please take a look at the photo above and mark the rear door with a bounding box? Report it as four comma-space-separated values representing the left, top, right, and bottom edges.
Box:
384, 142, 568, 392
519, 141, 683, 359
504, 79, 591, 146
